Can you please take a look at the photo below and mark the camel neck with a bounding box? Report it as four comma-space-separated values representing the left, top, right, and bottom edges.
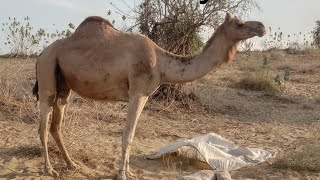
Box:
158, 29, 237, 84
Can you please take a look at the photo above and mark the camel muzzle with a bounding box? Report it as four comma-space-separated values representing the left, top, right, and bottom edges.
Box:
256, 22, 266, 37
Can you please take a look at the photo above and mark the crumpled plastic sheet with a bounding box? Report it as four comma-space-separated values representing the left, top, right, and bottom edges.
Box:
147, 133, 277, 179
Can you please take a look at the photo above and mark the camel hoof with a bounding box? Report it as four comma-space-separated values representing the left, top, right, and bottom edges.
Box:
117, 171, 126, 180
44, 167, 59, 177
67, 162, 80, 170
117, 171, 136, 180
127, 171, 137, 179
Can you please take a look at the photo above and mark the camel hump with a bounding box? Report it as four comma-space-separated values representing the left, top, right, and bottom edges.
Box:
79, 16, 114, 27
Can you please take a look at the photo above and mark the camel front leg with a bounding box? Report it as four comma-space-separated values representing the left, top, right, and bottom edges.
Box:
118, 94, 148, 180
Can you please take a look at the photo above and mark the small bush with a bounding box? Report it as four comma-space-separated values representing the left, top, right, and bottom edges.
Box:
235, 73, 279, 93
235, 54, 281, 93
236, 53, 291, 93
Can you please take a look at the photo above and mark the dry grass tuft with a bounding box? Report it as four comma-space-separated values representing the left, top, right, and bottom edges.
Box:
285, 47, 313, 55
269, 50, 284, 61
235, 53, 281, 93
234, 74, 279, 93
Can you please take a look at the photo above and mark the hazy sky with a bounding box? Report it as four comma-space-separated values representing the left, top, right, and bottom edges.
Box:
251, 0, 319, 34
0, 0, 319, 52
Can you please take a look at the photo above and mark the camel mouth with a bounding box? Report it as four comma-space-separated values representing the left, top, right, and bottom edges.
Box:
258, 30, 266, 37
251, 29, 266, 38
257, 27, 266, 37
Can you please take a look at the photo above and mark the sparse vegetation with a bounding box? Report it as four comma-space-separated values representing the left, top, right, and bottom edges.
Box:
1, 48, 320, 179
0, 17, 74, 57
235, 54, 289, 93
236, 74, 279, 93
312, 20, 320, 48
235, 48, 296, 94
0, 7, 320, 179
261, 26, 315, 53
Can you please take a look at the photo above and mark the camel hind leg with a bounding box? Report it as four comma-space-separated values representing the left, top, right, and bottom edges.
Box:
39, 100, 58, 176
49, 71, 78, 169
37, 54, 58, 176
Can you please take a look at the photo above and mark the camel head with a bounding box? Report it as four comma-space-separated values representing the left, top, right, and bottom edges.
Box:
222, 13, 266, 42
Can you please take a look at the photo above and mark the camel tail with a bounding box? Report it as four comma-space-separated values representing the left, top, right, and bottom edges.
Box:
33, 41, 62, 102
33, 80, 39, 102
33, 52, 41, 102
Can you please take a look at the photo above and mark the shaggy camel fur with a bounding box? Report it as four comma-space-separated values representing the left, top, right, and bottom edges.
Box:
33, 13, 265, 179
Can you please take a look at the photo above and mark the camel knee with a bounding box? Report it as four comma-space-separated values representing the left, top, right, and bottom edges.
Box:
38, 101, 54, 139
39, 131, 45, 144
39, 124, 49, 145
122, 138, 132, 149
50, 109, 63, 134
57, 98, 68, 106
56, 89, 70, 104
50, 101, 67, 135
49, 123, 60, 135
47, 95, 56, 106
49, 112, 63, 135
39, 93, 56, 107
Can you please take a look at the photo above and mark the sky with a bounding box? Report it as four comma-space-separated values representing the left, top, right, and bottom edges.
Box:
0, 0, 319, 53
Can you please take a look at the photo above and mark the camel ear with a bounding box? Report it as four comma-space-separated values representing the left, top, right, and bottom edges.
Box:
225, 13, 232, 22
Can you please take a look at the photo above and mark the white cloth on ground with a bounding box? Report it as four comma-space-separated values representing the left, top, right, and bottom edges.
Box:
147, 133, 277, 179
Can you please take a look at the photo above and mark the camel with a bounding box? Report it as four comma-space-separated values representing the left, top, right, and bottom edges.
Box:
33, 13, 265, 179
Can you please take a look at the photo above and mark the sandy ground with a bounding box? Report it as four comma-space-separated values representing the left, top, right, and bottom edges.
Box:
0, 50, 320, 179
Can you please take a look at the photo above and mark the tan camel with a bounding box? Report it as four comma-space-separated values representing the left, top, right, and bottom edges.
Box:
33, 13, 265, 179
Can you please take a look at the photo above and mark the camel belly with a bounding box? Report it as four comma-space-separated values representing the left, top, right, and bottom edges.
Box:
67, 77, 129, 101
60, 65, 129, 102
57, 51, 130, 101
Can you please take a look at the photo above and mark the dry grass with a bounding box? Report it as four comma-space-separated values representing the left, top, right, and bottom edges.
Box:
285, 47, 314, 55
234, 52, 281, 93
234, 74, 279, 93
273, 123, 320, 172
1, 50, 320, 179
273, 143, 320, 172
0, 59, 38, 124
